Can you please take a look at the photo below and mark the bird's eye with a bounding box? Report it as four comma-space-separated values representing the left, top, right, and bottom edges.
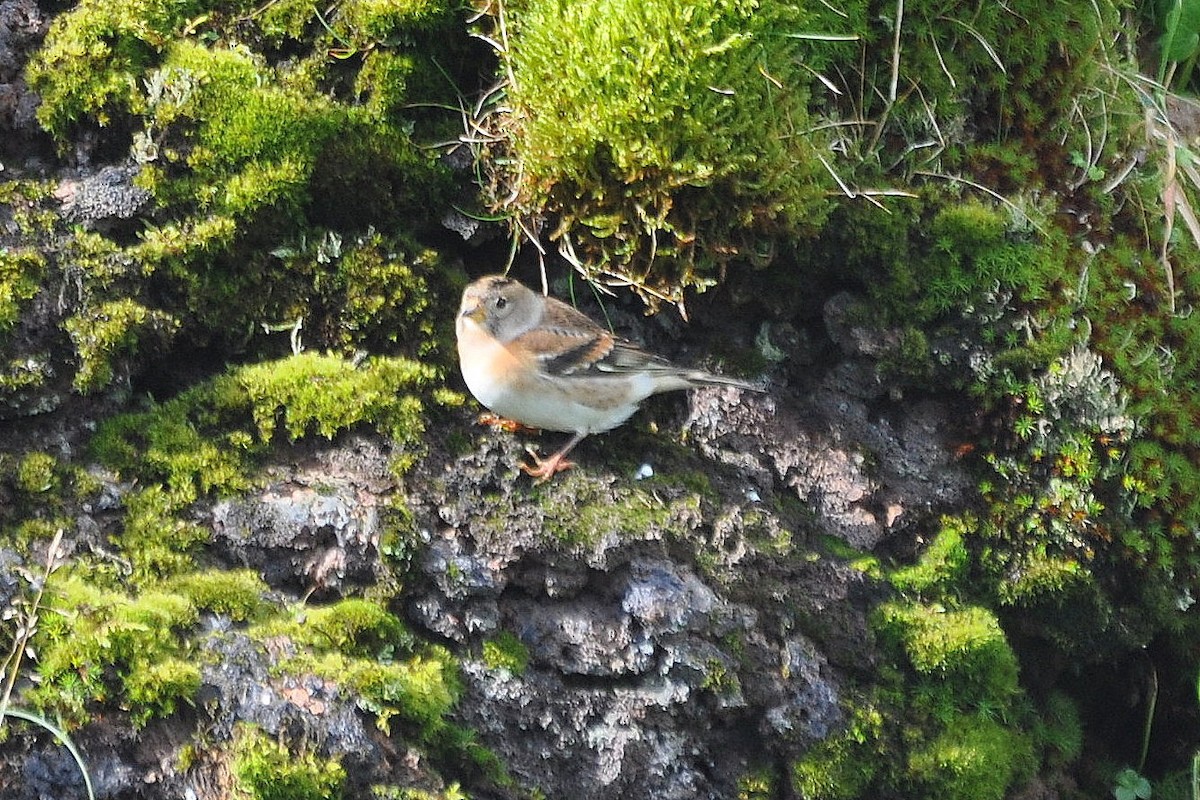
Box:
495, 297, 507, 310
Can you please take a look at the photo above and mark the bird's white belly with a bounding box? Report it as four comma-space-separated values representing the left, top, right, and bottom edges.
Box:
483, 379, 640, 434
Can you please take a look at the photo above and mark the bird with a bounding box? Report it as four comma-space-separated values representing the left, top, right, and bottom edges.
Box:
455, 274, 760, 481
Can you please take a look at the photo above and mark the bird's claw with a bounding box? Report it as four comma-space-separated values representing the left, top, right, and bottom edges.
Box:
476, 412, 539, 434
519, 447, 575, 483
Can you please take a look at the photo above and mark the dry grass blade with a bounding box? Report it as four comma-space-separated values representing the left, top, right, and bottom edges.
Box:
941, 16, 1006, 73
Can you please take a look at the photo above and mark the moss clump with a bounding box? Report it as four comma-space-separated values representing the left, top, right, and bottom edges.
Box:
492, 0, 853, 307
238, 352, 435, 453
252, 598, 415, 659
269, 230, 453, 357
1033, 692, 1083, 768
168, 569, 270, 622
874, 601, 1019, 707
889, 516, 971, 598
120, 485, 210, 583
24, 0, 205, 138
91, 352, 441, 505
232, 723, 346, 800
249, 599, 461, 738
124, 656, 203, 727
0, 248, 44, 334
482, 631, 530, 675
277, 647, 460, 738
907, 714, 1034, 800
26, 0, 460, 372
64, 299, 179, 393
790, 704, 884, 800
15, 452, 59, 495
29, 575, 201, 726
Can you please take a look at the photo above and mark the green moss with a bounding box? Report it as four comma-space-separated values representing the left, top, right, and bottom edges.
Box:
907, 714, 1034, 800
874, 602, 1019, 708
482, 631, 530, 675
64, 299, 179, 393
232, 723, 346, 800
252, 598, 414, 659
15, 452, 60, 495
91, 352, 440, 503
1033, 692, 1083, 768
0, 248, 45, 334
285, 647, 460, 737
24, 0, 207, 139
736, 768, 777, 800
30, 575, 201, 726
818, 535, 883, 580
537, 474, 698, 545
890, 516, 972, 597
790, 704, 884, 800
168, 569, 269, 622
237, 353, 436, 464
120, 486, 210, 583
496, 0, 853, 306
124, 656, 203, 727
333, 0, 449, 48
247, 601, 461, 739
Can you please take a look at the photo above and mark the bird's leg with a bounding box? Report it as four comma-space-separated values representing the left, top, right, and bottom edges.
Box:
520, 431, 587, 483
476, 411, 539, 434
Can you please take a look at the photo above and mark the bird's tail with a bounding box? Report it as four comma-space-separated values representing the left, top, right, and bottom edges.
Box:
684, 370, 765, 392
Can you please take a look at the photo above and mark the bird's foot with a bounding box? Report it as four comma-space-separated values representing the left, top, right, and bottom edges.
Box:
476, 412, 539, 434
519, 447, 576, 483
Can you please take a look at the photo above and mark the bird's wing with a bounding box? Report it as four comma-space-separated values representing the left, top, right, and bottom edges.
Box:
510, 296, 678, 379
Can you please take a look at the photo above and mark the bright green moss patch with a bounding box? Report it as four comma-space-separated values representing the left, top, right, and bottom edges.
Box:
494, 0, 853, 307
120, 485, 210, 583
0, 248, 44, 333
278, 647, 460, 737
232, 722, 347, 800
15, 452, 59, 495
239, 352, 435, 449
874, 601, 1019, 707
29, 575, 202, 727
889, 517, 971, 597
168, 569, 270, 622
252, 598, 415, 659
907, 714, 1034, 800
249, 599, 461, 738
124, 656, 203, 727
482, 631, 530, 675
25, 0, 206, 138
26, 0, 459, 373
92, 352, 440, 504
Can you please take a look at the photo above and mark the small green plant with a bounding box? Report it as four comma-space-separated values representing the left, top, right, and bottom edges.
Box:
1112, 767, 1153, 800
1157, 0, 1200, 90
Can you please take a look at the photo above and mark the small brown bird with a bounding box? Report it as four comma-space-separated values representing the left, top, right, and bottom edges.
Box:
455, 274, 758, 481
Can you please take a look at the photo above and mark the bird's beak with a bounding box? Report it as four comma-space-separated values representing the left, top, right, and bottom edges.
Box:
459, 302, 486, 324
